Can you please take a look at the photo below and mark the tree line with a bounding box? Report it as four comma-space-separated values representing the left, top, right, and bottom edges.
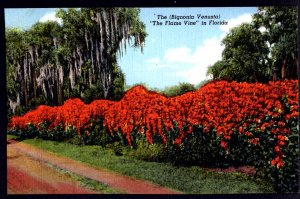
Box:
6, 8, 147, 116
7, 7, 297, 116
207, 7, 297, 83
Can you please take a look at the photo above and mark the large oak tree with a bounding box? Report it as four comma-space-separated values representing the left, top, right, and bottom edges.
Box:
208, 7, 297, 83
7, 8, 147, 115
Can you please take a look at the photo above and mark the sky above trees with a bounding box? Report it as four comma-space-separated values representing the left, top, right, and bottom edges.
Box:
6, 7, 258, 88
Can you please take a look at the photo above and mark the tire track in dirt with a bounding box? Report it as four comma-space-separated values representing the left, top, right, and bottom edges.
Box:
7, 144, 98, 194
8, 165, 95, 194
7, 139, 181, 194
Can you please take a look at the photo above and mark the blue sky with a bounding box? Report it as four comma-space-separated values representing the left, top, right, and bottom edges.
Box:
5, 7, 257, 89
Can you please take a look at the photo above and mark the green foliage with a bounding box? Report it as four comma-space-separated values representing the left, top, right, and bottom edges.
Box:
208, 7, 297, 82
277, 132, 299, 192
7, 103, 298, 193
162, 82, 196, 97
7, 118, 118, 146
7, 122, 75, 141
81, 82, 104, 104
163, 122, 184, 164
20, 138, 275, 193
37, 122, 66, 141
110, 65, 126, 101
253, 7, 297, 80
208, 23, 271, 82
195, 79, 212, 89
8, 123, 37, 139
183, 127, 229, 167
80, 118, 115, 146
163, 125, 230, 167
23, 123, 39, 139
250, 116, 299, 193
128, 134, 165, 162
125, 82, 149, 91
14, 105, 30, 116
6, 8, 146, 115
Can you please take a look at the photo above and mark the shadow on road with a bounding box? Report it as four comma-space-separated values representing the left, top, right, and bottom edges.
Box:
7, 137, 25, 145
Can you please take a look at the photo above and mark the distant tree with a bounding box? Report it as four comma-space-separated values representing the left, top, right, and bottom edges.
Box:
208, 7, 297, 83
125, 82, 149, 91
207, 60, 230, 80
253, 7, 297, 80
208, 23, 270, 83
110, 64, 126, 101
195, 80, 212, 89
163, 82, 196, 97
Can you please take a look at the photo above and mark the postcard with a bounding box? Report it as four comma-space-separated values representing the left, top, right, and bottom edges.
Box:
4, 3, 299, 196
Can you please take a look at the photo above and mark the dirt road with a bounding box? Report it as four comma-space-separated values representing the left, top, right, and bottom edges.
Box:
7, 141, 97, 194
7, 139, 181, 194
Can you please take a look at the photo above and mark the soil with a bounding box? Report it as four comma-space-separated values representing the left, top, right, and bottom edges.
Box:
207, 166, 256, 176
7, 139, 181, 194
7, 143, 97, 194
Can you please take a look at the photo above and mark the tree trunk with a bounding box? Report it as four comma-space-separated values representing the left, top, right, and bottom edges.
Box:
24, 55, 29, 106
57, 65, 64, 105
33, 70, 37, 99
296, 58, 299, 79
281, 58, 287, 79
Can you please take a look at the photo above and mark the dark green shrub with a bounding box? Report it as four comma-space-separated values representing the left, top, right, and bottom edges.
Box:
163, 122, 183, 165
252, 116, 299, 193
36, 122, 76, 141
180, 126, 230, 167
106, 142, 124, 156
130, 139, 164, 162
162, 82, 196, 97
7, 123, 37, 139
80, 118, 115, 146
22, 123, 38, 138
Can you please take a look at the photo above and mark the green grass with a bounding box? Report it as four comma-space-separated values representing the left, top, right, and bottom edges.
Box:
10, 136, 275, 194
45, 163, 122, 194
7, 134, 19, 139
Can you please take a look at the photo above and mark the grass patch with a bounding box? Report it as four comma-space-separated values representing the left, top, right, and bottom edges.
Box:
45, 163, 122, 194
18, 137, 274, 194
7, 134, 20, 139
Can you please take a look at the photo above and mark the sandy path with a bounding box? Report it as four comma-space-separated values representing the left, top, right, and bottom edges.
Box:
7, 139, 181, 194
7, 143, 97, 194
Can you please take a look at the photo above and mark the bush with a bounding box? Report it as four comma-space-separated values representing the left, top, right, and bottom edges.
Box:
251, 115, 299, 193
80, 118, 105, 145
130, 139, 164, 162
180, 126, 229, 167
163, 125, 231, 167
37, 122, 73, 141
162, 82, 196, 97
7, 123, 38, 139
7, 80, 299, 192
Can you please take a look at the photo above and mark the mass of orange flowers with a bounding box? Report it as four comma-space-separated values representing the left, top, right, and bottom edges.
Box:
8, 80, 298, 168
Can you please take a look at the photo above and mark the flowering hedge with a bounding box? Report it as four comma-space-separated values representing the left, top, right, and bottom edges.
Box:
8, 80, 299, 192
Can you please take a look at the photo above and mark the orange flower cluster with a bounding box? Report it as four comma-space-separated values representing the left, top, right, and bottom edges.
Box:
8, 80, 298, 167
9, 105, 58, 129
9, 98, 113, 133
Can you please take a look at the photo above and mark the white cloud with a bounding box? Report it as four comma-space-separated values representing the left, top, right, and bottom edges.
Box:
165, 13, 254, 85
39, 12, 62, 25
174, 37, 224, 84
220, 13, 252, 34
164, 47, 193, 63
